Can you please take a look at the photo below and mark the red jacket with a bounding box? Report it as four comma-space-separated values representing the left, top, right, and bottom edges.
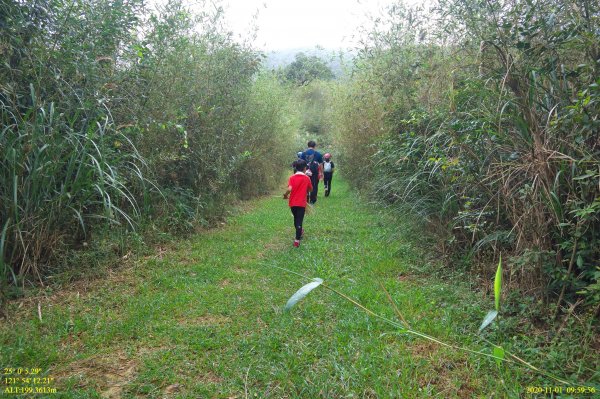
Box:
288, 172, 312, 208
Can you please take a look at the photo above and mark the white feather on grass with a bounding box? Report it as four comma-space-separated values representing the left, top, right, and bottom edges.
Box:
284, 278, 324, 311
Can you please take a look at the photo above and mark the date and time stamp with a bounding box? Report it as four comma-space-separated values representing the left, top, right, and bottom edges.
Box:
524, 386, 597, 396
1, 366, 597, 396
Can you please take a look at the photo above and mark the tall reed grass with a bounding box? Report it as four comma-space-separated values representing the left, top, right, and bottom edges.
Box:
331, 0, 600, 312
0, 0, 297, 299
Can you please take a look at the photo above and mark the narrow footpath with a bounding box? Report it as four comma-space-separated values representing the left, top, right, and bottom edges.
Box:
1, 178, 519, 398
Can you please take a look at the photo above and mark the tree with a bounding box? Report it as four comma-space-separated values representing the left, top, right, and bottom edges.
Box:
283, 52, 334, 85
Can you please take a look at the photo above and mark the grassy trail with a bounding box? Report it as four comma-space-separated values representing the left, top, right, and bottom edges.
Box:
1, 177, 522, 398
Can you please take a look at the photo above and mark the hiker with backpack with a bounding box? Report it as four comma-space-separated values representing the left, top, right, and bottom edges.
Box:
323, 153, 335, 197
301, 140, 323, 205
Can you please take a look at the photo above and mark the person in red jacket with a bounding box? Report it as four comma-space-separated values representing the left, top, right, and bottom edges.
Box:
283, 159, 313, 247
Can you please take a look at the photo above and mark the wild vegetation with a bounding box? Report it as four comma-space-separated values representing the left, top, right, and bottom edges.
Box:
1, 0, 598, 395
3, 179, 576, 397
0, 0, 297, 299
332, 0, 599, 318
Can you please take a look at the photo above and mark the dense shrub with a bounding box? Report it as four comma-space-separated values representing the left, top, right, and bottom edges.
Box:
0, 0, 297, 297
332, 0, 600, 312
330, 76, 386, 190
1, 0, 147, 286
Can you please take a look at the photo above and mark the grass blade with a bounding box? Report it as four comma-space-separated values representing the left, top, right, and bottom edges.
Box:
495, 254, 502, 311
378, 280, 410, 328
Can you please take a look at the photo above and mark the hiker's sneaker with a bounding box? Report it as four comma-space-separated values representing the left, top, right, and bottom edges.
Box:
293, 240, 300, 247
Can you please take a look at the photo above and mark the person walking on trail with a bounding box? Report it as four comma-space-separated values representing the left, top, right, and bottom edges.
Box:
323, 153, 335, 197
301, 140, 323, 205
283, 159, 313, 248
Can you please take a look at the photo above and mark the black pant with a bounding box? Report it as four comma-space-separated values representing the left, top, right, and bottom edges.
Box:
290, 206, 305, 240
323, 172, 333, 196
309, 173, 319, 204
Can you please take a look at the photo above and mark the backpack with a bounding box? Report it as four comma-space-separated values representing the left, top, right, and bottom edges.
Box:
323, 161, 332, 173
305, 151, 320, 174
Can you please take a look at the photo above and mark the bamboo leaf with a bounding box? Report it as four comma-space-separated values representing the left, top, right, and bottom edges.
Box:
479, 310, 498, 332
494, 255, 502, 312
284, 278, 323, 311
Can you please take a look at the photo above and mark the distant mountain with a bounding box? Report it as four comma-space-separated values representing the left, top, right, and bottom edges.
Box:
262, 47, 355, 77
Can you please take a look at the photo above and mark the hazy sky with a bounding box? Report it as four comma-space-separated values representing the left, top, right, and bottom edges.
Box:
220, 0, 401, 51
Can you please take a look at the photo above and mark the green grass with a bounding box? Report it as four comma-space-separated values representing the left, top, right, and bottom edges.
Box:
1, 177, 549, 398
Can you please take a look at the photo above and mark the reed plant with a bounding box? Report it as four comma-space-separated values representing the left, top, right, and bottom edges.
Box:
331, 0, 600, 314
0, 0, 298, 300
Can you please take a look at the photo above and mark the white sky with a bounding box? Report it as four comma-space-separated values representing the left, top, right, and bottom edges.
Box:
220, 0, 402, 51
151, 0, 429, 51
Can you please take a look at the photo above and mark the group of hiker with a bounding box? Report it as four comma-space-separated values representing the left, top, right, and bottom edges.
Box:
283, 140, 335, 247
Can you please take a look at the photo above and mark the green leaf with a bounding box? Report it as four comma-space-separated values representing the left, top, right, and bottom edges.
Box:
495, 255, 502, 311
493, 345, 505, 367
284, 278, 323, 311
479, 310, 498, 332
573, 172, 597, 181
583, 96, 591, 106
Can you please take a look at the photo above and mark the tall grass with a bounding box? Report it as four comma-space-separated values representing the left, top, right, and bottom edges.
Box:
332, 0, 600, 313
0, 88, 146, 288
0, 0, 298, 298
